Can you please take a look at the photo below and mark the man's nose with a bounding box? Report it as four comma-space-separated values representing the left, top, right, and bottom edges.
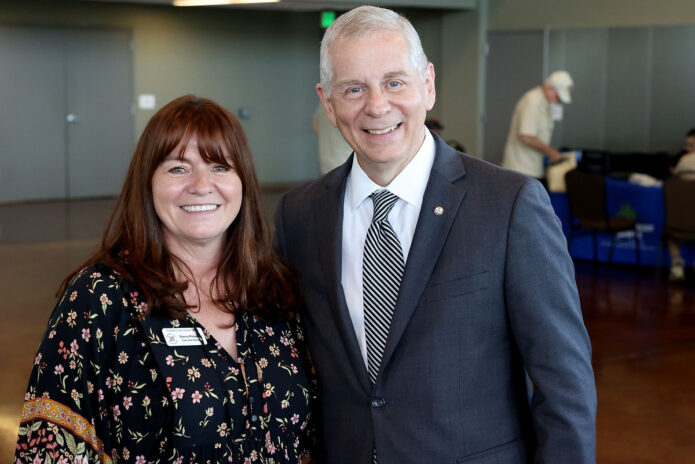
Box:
364, 89, 390, 118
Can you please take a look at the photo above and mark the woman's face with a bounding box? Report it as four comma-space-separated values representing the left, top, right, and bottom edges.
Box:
152, 137, 243, 254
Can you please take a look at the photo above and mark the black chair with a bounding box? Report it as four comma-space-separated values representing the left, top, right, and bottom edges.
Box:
662, 174, 695, 265
564, 169, 640, 265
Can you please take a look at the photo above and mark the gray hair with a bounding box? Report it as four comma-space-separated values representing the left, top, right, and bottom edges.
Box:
319, 5, 429, 98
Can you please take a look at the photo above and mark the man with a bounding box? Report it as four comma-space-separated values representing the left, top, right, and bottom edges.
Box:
667, 127, 695, 281
502, 71, 574, 183
313, 102, 353, 174
274, 6, 596, 463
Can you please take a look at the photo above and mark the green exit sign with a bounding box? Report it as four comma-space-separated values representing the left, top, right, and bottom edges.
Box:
321, 11, 336, 29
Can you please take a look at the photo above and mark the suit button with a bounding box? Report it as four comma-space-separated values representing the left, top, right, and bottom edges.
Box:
371, 397, 386, 409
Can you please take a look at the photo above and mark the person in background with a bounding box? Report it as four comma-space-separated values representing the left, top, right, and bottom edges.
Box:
274, 6, 595, 463
502, 71, 574, 185
313, 102, 353, 174
668, 129, 695, 282
669, 127, 695, 173
15, 95, 317, 463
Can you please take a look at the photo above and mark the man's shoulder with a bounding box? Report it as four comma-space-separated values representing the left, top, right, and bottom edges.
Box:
282, 168, 346, 204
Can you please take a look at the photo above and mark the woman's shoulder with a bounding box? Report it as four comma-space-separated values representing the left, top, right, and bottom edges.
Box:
58, 262, 147, 322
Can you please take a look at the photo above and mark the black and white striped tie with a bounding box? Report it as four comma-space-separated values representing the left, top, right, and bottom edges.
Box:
363, 189, 404, 385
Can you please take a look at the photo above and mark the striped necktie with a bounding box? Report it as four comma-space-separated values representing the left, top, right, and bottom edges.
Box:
363, 189, 404, 385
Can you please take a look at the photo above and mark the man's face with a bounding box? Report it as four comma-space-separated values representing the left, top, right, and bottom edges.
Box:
685, 135, 695, 154
317, 30, 435, 183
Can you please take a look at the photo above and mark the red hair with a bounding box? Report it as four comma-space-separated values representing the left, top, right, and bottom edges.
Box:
62, 95, 300, 321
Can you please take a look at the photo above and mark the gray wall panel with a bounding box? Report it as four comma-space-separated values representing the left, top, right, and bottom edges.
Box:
553, 28, 608, 150
649, 25, 695, 152
484, 31, 544, 165
605, 27, 651, 152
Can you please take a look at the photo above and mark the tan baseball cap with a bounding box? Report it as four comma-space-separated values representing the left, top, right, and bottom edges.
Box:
545, 71, 574, 104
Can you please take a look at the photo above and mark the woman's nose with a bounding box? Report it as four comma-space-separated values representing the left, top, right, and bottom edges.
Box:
189, 169, 213, 194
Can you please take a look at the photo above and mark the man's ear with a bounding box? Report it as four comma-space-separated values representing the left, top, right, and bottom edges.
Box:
424, 62, 436, 111
316, 83, 338, 127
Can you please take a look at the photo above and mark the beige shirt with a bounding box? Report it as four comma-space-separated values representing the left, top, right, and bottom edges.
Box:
502, 86, 554, 179
313, 104, 353, 175
674, 152, 695, 180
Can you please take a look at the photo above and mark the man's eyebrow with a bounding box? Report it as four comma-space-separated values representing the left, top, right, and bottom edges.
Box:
384, 71, 408, 79
334, 79, 363, 89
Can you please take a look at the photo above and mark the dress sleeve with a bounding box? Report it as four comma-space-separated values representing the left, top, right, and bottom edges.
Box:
15, 267, 122, 464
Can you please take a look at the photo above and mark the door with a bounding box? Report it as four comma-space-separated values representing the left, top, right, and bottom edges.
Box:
0, 26, 133, 203
0, 26, 67, 201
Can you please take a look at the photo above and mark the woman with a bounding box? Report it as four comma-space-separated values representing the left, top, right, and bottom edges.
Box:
15, 96, 316, 463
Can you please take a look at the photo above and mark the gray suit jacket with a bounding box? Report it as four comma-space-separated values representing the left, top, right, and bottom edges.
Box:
274, 133, 596, 464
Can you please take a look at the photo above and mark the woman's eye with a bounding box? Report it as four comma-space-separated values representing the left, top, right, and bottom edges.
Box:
168, 166, 186, 174
213, 165, 229, 172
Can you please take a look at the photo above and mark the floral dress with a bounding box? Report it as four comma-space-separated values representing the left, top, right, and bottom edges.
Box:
15, 263, 317, 464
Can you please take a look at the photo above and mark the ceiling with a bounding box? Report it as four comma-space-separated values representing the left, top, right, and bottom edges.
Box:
87, 0, 476, 12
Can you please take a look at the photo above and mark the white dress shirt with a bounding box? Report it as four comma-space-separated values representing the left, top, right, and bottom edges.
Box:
341, 129, 436, 366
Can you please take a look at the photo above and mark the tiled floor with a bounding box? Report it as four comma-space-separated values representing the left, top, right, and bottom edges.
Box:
1, 198, 694, 462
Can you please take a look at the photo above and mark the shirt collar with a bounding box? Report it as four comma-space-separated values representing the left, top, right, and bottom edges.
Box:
346, 128, 436, 210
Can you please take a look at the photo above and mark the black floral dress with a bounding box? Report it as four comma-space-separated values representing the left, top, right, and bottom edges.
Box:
15, 263, 317, 464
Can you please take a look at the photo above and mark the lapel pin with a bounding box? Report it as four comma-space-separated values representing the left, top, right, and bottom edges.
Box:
433, 206, 444, 216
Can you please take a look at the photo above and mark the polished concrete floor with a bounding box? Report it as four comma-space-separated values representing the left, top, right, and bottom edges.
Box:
1, 197, 694, 462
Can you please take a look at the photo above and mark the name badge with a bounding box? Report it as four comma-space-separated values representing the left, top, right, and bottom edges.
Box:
162, 327, 207, 347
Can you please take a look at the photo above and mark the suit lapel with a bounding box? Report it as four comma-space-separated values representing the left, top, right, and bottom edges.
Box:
314, 157, 371, 390
380, 136, 467, 370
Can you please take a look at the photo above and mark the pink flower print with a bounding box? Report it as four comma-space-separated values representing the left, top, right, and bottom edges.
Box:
70, 339, 79, 353
69, 291, 78, 302
71, 389, 80, 402
48, 330, 56, 339
81, 328, 91, 342
87, 381, 94, 394
118, 351, 129, 364
165, 355, 174, 366
291, 413, 300, 424
98, 389, 104, 401
265, 326, 274, 336
280, 336, 290, 346
34, 353, 43, 365
291, 364, 298, 374
191, 391, 202, 404
122, 448, 130, 460
90, 272, 101, 278
54, 364, 64, 375
112, 405, 121, 418
69, 360, 77, 370
123, 396, 133, 410
135, 456, 146, 464
171, 387, 185, 401
265, 431, 277, 454
258, 358, 268, 368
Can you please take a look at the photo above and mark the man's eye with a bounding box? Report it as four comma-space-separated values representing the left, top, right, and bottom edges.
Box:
387, 81, 402, 88
348, 87, 361, 94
